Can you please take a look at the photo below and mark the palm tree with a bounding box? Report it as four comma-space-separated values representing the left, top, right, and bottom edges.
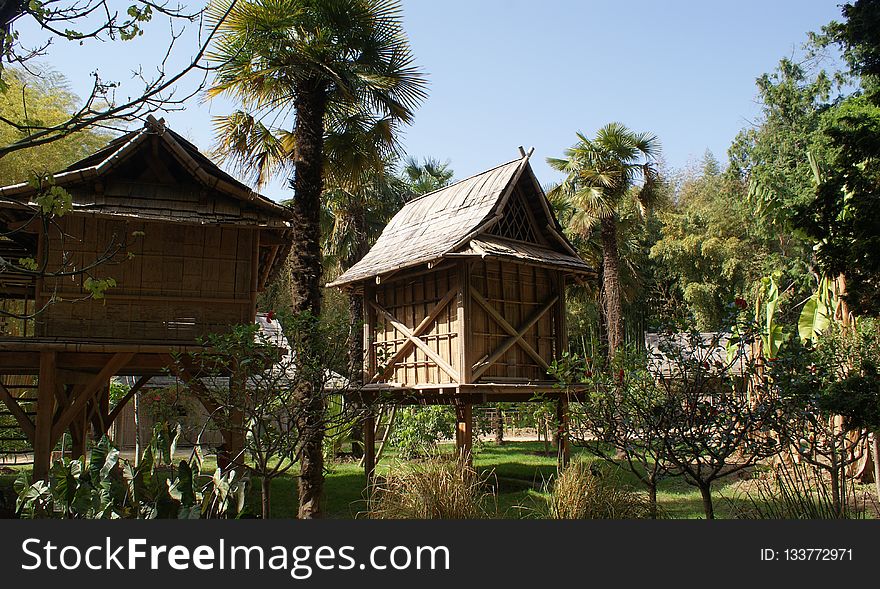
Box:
548, 123, 661, 357
206, 0, 427, 518
401, 156, 454, 197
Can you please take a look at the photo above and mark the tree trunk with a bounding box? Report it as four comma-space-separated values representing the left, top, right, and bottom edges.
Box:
600, 217, 623, 358
347, 290, 365, 459
261, 476, 271, 520
345, 206, 368, 459
872, 432, 880, 504
648, 481, 658, 520
290, 80, 329, 519
493, 407, 504, 445
698, 482, 714, 520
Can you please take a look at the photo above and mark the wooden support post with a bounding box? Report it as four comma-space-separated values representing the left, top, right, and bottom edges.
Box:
556, 396, 570, 468
364, 409, 376, 494
69, 408, 87, 461
33, 351, 56, 481
455, 403, 473, 464
219, 367, 246, 470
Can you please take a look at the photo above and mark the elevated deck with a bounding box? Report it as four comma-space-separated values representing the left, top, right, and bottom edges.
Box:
0, 337, 208, 375
359, 381, 588, 404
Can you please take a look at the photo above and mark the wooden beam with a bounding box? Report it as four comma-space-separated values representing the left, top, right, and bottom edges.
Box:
51, 352, 134, 445
167, 356, 222, 415
106, 375, 152, 424
458, 263, 472, 385
33, 351, 56, 480
370, 288, 458, 383
363, 285, 377, 379
369, 299, 461, 383
0, 380, 35, 442
471, 288, 558, 379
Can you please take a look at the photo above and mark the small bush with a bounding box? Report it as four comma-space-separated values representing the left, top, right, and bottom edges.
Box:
367, 456, 495, 519
544, 461, 655, 519
388, 406, 455, 459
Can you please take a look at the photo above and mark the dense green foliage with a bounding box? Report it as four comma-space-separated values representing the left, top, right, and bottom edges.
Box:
0, 69, 108, 184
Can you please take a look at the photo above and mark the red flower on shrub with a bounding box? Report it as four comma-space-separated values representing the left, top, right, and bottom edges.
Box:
734, 297, 747, 309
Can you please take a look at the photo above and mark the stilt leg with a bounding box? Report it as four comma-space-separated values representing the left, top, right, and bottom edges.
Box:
33, 351, 56, 481
455, 403, 473, 465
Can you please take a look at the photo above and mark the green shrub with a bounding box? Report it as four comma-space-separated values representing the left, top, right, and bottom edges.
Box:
543, 461, 655, 519
388, 406, 455, 459
367, 456, 495, 519
15, 425, 249, 519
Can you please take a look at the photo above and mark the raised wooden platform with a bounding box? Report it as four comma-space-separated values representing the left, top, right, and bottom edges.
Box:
0, 337, 215, 480
0, 337, 208, 375
358, 381, 588, 404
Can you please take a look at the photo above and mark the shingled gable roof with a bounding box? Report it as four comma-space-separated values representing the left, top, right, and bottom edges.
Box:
0, 115, 293, 223
328, 153, 592, 288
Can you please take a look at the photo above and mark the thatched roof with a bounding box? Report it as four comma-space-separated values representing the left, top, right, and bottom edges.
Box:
0, 115, 293, 226
328, 154, 591, 287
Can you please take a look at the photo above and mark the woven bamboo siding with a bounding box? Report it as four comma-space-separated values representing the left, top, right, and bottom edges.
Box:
469, 259, 559, 382
38, 217, 255, 341
371, 267, 461, 386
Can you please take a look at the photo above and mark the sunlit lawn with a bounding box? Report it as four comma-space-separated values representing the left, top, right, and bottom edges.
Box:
0, 442, 802, 519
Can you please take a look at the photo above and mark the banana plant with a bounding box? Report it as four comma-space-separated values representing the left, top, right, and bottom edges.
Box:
756, 273, 787, 360
798, 275, 837, 344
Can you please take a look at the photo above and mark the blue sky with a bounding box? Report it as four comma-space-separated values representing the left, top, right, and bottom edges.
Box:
18, 0, 845, 200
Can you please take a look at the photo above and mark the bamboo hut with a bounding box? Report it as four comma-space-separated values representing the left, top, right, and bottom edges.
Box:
0, 116, 292, 478
329, 150, 593, 479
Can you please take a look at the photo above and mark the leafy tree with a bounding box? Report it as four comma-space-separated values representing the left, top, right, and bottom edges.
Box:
795, 44, 880, 316
0, 68, 108, 183
771, 322, 880, 514
650, 153, 755, 329
181, 315, 355, 519
0, 1, 228, 159
649, 328, 781, 519
729, 56, 837, 233
552, 348, 674, 518
548, 123, 661, 357
207, 0, 426, 518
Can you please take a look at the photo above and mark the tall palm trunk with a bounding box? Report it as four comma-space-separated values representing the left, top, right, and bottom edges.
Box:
290, 80, 329, 519
600, 216, 623, 357
346, 205, 369, 458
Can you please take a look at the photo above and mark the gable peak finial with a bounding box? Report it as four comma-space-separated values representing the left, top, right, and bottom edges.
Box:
144, 114, 167, 134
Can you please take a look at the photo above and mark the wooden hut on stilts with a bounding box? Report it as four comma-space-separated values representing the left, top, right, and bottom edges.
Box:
328, 150, 594, 485
0, 116, 293, 479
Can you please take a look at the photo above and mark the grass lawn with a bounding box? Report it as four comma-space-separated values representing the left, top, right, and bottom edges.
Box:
0, 441, 837, 519
266, 441, 752, 519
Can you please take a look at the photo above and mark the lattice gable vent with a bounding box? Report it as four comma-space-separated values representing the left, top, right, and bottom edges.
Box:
490, 192, 540, 243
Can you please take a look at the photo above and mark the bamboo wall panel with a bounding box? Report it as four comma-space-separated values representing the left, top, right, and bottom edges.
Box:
38, 217, 255, 342
371, 267, 460, 386
469, 259, 560, 382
